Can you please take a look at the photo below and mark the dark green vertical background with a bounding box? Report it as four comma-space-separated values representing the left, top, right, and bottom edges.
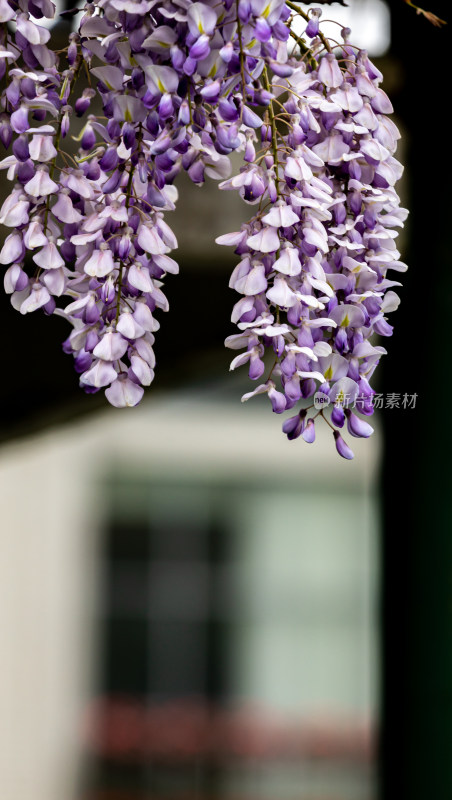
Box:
381, 1, 452, 797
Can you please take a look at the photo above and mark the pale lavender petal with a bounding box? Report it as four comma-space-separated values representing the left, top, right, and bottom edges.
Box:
19, 282, 50, 314
133, 302, 159, 332
273, 247, 301, 276
247, 226, 280, 253
187, 2, 217, 36
4, 264, 28, 293
0, 233, 24, 265
29, 134, 58, 162
81, 359, 118, 388
52, 192, 83, 224
84, 248, 115, 278
318, 54, 343, 88
93, 330, 128, 361
23, 222, 47, 249
24, 169, 58, 197
0, 199, 29, 227
262, 203, 299, 228
330, 377, 359, 405
266, 277, 297, 307
105, 376, 144, 407
33, 241, 65, 270
235, 264, 267, 296
43, 267, 65, 296
137, 224, 167, 255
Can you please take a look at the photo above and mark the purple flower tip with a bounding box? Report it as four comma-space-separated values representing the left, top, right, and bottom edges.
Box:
302, 418, 315, 444
333, 431, 354, 460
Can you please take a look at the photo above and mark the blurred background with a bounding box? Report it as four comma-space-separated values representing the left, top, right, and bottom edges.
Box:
0, 1, 450, 799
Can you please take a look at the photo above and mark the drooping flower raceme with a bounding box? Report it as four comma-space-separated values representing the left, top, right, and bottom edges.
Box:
0, 1, 407, 456
216, 28, 407, 457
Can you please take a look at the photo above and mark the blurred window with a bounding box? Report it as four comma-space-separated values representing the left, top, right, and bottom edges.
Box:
87, 478, 378, 800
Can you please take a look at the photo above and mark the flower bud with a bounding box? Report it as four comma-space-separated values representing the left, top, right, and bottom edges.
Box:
345, 409, 374, 438
302, 418, 315, 443
333, 431, 354, 460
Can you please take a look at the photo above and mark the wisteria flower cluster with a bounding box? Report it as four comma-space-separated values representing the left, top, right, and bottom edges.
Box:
0, 0, 407, 458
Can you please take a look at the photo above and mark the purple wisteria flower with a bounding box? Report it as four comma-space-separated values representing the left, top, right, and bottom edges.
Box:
216, 26, 407, 459
0, 0, 407, 456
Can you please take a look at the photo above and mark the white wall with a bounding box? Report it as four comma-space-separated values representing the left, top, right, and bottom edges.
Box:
0, 391, 380, 800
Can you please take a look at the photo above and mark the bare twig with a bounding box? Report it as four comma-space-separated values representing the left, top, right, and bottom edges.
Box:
403, 0, 446, 26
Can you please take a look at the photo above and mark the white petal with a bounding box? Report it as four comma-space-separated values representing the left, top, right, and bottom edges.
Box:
235, 264, 267, 296
43, 267, 65, 296
229, 351, 251, 370
266, 277, 297, 308
23, 222, 47, 249
0, 233, 23, 265
307, 276, 334, 297
225, 333, 252, 350
153, 254, 179, 274
93, 331, 128, 361
313, 341, 332, 357
0, 199, 29, 227
71, 231, 101, 245
28, 134, 58, 162
273, 247, 301, 276
381, 291, 400, 313
137, 224, 167, 255
296, 294, 325, 310
52, 193, 83, 224
33, 241, 64, 270
305, 317, 337, 328
330, 377, 359, 404
128, 263, 154, 293
215, 231, 243, 246
262, 204, 299, 228
130, 354, 154, 385
81, 359, 118, 388
257, 323, 290, 337
19, 283, 50, 314
247, 226, 280, 253
105, 377, 144, 407
353, 342, 387, 358
24, 170, 58, 197
297, 370, 326, 383
241, 383, 269, 402
84, 249, 115, 278
285, 156, 312, 182
287, 345, 317, 361
231, 296, 254, 324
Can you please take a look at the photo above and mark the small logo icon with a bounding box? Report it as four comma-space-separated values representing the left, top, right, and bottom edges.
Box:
314, 391, 330, 410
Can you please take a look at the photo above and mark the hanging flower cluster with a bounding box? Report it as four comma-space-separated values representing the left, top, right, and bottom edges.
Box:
0, 0, 407, 457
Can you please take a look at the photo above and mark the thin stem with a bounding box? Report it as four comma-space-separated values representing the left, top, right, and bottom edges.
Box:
273, 114, 294, 131
266, 355, 279, 382
320, 409, 336, 430
288, 28, 318, 69
272, 83, 308, 104
262, 67, 280, 199
115, 124, 142, 323
57, 148, 78, 167
83, 59, 92, 86
42, 56, 83, 237
236, 1, 247, 98
2, 24, 10, 87
187, 77, 194, 127
286, 1, 332, 53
